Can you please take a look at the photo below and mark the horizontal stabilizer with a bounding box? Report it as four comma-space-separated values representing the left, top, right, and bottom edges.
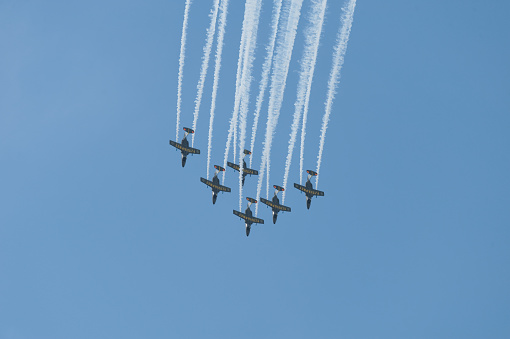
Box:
169, 140, 200, 154
294, 183, 324, 196
246, 197, 257, 204
306, 169, 318, 176
233, 210, 264, 224
183, 127, 194, 134
243, 149, 252, 155
214, 165, 225, 171
260, 197, 291, 212
273, 185, 284, 192
200, 177, 231, 192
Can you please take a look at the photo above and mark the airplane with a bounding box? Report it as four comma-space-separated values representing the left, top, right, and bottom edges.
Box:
233, 197, 264, 236
260, 185, 291, 224
200, 165, 231, 204
227, 149, 258, 186
294, 170, 325, 209
169, 127, 200, 167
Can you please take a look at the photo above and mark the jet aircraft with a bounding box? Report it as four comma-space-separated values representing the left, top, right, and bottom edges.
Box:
233, 197, 264, 236
260, 185, 291, 224
200, 165, 231, 204
169, 127, 200, 167
294, 170, 325, 209
227, 149, 258, 186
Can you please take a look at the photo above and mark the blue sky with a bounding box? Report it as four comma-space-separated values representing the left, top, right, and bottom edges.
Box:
1, 0, 509, 338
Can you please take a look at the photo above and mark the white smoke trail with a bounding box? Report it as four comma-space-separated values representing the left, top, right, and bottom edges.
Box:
238, 84, 252, 210
255, 0, 303, 215
222, 0, 260, 183
176, 0, 192, 141
248, 0, 283, 169
298, 84, 309, 185
222, 0, 256, 183
238, 0, 262, 211
316, 0, 356, 187
206, 0, 230, 179
191, 0, 220, 147
282, 0, 327, 203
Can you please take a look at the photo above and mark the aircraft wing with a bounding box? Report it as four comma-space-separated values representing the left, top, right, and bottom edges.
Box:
227, 161, 241, 172
294, 183, 324, 196
169, 140, 200, 154
233, 210, 264, 224
260, 198, 291, 212
200, 177, 231, 192
243, 168, 258, 175
227, 162, 258, 175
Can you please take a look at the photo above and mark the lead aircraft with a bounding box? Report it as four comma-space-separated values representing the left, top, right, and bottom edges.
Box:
233, 197, 264, 236
260, 185, 291, 224
200, 165, 231, 204
169, 127, 200, 167
294, 170, 325, 209
227, 149, 258, 186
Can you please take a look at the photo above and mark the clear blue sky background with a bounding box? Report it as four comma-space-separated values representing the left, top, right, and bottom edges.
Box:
1, 0, 509, 338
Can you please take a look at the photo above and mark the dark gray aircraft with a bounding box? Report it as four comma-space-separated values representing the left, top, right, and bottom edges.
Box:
294, 170, 325, 209
260, 185, 291, 224
227, 149, 258, 186
200, 165, 231, 204
169, 127, 200, 167
233, 197, 264, 236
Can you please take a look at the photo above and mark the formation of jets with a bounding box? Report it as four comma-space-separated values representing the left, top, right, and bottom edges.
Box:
170, 127, 325, 236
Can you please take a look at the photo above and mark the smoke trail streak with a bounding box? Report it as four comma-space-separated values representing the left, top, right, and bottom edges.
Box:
282, 0, 327, 203
222, 0, 256, 183
191, 0, 220, 147
176, 0, 192, 141
316, 0, 356, 187
248, 0, 283, 169
238, 84, 252, 210
238, 0, 262, 210
255, 0, 303, 215
206, 0, 229, 179
222, 0, 254, 184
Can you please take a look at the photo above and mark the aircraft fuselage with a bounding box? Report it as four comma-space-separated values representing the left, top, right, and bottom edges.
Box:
212, 175, 219, 204
241, 160, 248, 186
180, 137, 189, 167
272, 195, 280, 223
245, 206, 253, 236
305, 179, 313, 209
